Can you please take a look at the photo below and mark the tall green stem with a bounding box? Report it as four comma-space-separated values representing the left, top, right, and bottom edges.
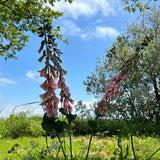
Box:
57, 134, 67, 160
147, 148, 160, 160
69, 123, 73, 160
131, 134, 137, 160
45, 134, 50, 153
85, 128, 93, 160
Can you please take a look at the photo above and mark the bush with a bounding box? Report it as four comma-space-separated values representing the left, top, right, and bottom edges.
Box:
29, 116, 45, 137
71, 118, 160, 137
0, 113, 46, 138
0, 117, 6, 138
126, 120, 160, 136
71, 118, 90, 135
1, 112, 32, 138
1, 111, 160, 138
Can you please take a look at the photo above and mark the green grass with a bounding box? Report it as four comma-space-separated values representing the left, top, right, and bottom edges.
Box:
0, 136, 160, 160
1, 112, 160, 159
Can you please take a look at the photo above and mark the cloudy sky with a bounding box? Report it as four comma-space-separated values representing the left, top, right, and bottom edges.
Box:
0, 0, 141, 117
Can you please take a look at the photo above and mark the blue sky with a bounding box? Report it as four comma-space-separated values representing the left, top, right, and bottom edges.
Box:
0, 0, 140, 116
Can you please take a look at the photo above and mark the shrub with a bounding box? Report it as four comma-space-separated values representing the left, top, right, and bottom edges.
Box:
71, 118, 90, 136
1, 112, 32, 138
71, 118, 160, 137
29, 116, 45, 137
0, 117, 5, 137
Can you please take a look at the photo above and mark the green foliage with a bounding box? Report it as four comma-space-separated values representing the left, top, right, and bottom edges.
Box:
123, 0, 158, 12
1, 112, 160, 139
71, 118, 160, 137
0, 0, 72, 60
41, 113, 68, 134
0, 113, 44, 138
74, 100, 94, 119
1, 112, 160, 159
1, 136, 160, 160
84, 4, 160, 122
71, 119, 90, 136
0, 112, 31, 138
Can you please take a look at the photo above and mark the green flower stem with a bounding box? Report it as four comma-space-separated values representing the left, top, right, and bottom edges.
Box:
147, 148, 160, 160
85, 128, 93, 160
69, 123, 73, 160
131, 134, 137, 160
45, 134, 50, 153
57, 134, 67, 160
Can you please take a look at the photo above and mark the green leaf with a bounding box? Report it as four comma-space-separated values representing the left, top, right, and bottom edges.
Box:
59, 108, 66, 115
41, 113, 68, 134
57, 26, 60, 31
41, 113, 57, 133
55, 119, 68, 133
136, 2, 141, 7
66, 114, 77, 124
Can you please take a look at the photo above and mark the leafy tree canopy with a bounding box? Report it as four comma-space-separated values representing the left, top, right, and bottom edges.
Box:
0, 0, 158, 60
0, 0, 72, 60
84, 4, 160, 122
123, 0, 159, 12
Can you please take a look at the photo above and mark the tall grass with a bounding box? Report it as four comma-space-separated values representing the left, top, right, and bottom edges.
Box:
0, 111, 160, 159
0, 136, 160, 160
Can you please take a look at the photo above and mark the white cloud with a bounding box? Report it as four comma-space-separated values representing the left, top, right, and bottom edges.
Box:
15, 104, 44, 116
54, 0, 121, 19
0, 103, 44, 117
95, 26, 120, 38
61, 20, 119, 40
0, 98, 98, 117
61, 20, 81, 36
0, 77, 16, 86
26, 70, 39, 80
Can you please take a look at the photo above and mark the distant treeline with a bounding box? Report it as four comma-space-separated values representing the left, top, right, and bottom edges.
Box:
0, 112, 160, 139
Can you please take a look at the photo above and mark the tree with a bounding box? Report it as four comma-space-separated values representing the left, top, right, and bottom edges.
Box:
123, 0, 159, 12
0, 0, 72, 60
84, 4, 160, 123
0, 0, 158, 60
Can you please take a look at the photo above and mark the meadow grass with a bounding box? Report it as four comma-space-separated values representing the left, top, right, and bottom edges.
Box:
0, 135, 160, 160
1, 113, 160, 159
